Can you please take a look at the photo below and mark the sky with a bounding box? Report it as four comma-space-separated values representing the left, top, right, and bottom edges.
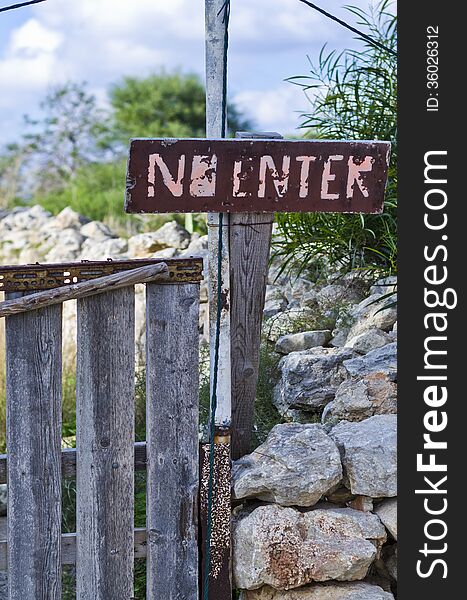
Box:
0, 0, 373, 145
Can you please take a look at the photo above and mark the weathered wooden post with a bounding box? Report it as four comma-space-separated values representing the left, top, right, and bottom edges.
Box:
230, 131, 282, 460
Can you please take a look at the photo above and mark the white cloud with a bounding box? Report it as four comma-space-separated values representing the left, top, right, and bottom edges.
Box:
10, 19, 63, 55
234, 84, 312, 135
0, 0, 374, 143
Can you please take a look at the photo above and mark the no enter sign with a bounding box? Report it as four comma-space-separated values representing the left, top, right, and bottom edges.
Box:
125, 138, 390, 214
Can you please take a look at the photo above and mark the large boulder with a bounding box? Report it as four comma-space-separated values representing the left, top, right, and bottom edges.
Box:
274, 347, 356, 415
370, 276, 397, 296
330, 416, 397, 498
265, 309, 314, 343
322, 374, 397, 426
240, 582, 394, 599
233, 504, 386, 591
343, 343, 397, 381
233, 423, 342, 507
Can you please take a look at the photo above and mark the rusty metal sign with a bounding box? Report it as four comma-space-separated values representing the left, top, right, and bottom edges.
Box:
126, 138, 390, 214
0, 257, 203, 292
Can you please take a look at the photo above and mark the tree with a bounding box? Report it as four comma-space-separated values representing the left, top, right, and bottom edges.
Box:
0, 143, 31, 208
23, 82, 105, 195
108, 71, 252, 146
275, 1, 397, 277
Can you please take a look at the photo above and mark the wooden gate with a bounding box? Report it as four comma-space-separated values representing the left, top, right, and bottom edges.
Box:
0, 257, 203, 599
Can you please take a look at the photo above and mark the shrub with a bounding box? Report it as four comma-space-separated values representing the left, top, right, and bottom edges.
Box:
275, 0, 397, 278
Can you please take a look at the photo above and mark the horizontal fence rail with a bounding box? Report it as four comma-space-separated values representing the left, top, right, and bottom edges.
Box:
0, 258, 202, 600
0, 529, 148, 572
0, 262, 168, 317
0, 442, 148, 484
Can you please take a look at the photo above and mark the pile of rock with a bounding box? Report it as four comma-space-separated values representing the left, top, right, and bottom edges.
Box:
232, 267, 397, 598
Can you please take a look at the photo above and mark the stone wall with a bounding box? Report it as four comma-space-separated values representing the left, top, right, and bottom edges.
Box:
233, 263, 397, 599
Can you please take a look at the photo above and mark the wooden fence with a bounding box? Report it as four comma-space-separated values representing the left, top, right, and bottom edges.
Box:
0, 258, 203, 599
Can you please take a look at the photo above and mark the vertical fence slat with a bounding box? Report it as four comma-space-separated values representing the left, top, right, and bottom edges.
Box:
6, 294, 62, 600
76, 288, 135, 599
146, 283, 200, 600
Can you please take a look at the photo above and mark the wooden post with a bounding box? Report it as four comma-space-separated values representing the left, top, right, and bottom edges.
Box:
202, 1, 233, 598
5, 294, 62, 600
230, 131, 282, 459
146, 282, 200, 600
76, 288, 135, 600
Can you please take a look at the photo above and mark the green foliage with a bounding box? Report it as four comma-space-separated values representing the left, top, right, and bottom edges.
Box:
1, 71, 251, 228
24, 82, 106, 196
252, 340, 284, 448
108, 70, 252, 145
276, 1, 397, 278
0, 143, 28, 208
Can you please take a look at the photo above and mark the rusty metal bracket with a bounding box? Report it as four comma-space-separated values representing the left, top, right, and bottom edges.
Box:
0, 257, 203, 292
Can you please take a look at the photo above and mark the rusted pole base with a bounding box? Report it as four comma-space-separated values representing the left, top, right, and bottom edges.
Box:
199, 432, 232, 600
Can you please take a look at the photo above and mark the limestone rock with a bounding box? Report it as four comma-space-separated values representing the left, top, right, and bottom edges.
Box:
317, 281, 367, 307
345, 294, 397, 341
45, 228, 84, 262
322, 374, 397, 426
129, 222, 190, 256
348, 496, 374, 512
374, 498, 397, 540
151, 221, 190, 249
79, 237, 128, 260
49, 207, 89, 229
330, 328, 350, 348
274, 347, 356, 415
232, 423, 342, 506
80, 220, 114, 240
0, 205, 51, 231
233, 504, 386, 591
330, 416, 397, 498
240, 582, 394, 599
275, 331, 332, 354
344, 343, 397, 381
370, 276, 397, 296
180, 233, 208, 259
127, 232, 159, 256
264, 287, 288, 320
265, 309, 314, 343
346, 329, 392, 354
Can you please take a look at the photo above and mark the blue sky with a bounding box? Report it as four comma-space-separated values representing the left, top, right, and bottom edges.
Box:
0, 0, 375, 145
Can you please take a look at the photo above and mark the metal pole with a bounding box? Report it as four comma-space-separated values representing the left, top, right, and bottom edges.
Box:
201, 1, 233, 598
205, 0, 231, 432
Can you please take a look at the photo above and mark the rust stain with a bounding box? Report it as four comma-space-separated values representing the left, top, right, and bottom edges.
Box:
0, 257, 203, 292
